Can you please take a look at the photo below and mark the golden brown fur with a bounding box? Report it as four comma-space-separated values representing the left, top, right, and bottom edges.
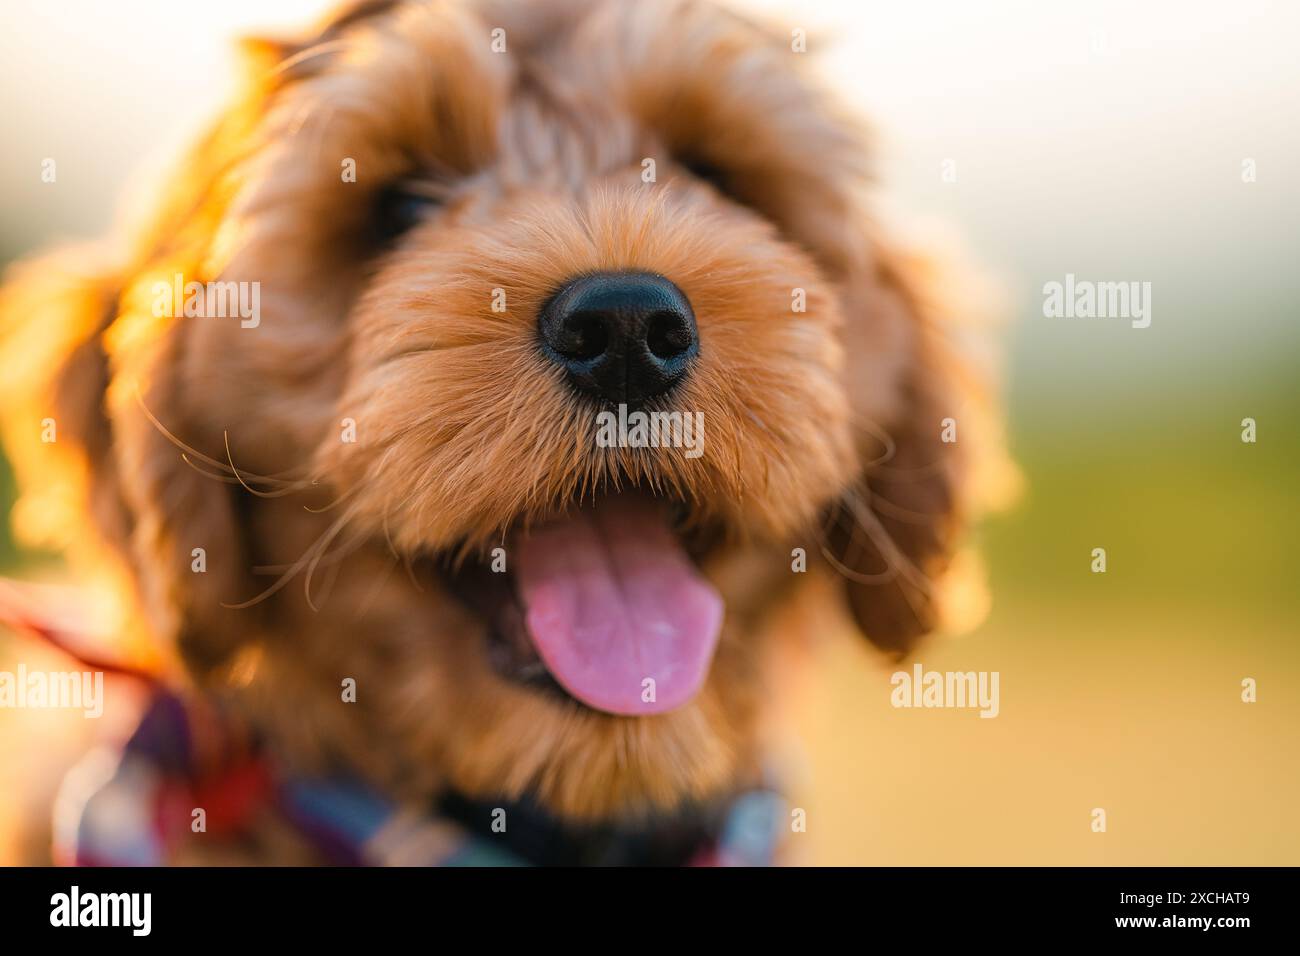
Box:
0, 0, 1007, 855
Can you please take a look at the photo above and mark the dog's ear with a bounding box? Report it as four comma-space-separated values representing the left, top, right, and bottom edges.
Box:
0, 250, 260, 678
0, 2, 416, 679
78, 2, 415, 677
822, 236, 987, 659
105, 313, 262, 677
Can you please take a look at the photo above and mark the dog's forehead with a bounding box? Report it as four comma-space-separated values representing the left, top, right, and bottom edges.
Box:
469, 0, 799, 181
493, 85, 644, 190
499, 0, 787, 93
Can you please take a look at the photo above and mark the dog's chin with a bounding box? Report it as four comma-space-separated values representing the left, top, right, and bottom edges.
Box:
444, 490, 729, 719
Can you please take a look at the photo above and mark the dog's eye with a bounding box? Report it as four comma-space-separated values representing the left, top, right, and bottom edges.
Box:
372, 183, 444, 243
680, 156, 736, 200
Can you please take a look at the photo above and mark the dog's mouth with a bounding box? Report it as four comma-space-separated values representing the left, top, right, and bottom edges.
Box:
447, 493, 724, 717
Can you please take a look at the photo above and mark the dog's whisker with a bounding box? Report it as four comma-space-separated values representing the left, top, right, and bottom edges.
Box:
852, 415, 954, 479
849, 415, 899, 470
305, 522, 371, 611
223, 431, 310, 498
134, 383, 310, 489
264, 38, 347, 82
818, 540, 895, 586
868, 488, 951, 525
179, 453, 244, 485
818, 488, 896, 585
309, 541, 347, 609
221, 503, 359, 610
295, 472, 360, 515
846, 487, 933, 596
302, 482, 359, 514
133, 384, 233, 475
303, 511, 370, 612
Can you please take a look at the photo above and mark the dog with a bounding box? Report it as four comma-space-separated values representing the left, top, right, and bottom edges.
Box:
0, 0, 1006, 865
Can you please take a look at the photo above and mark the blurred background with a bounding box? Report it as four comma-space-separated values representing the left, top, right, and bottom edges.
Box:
1, 0, 1297, 864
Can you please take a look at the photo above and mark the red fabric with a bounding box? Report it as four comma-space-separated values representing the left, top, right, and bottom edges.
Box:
155, 758, 274, 842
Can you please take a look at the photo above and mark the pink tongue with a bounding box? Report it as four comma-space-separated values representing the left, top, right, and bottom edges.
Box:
513, 497, 723, 716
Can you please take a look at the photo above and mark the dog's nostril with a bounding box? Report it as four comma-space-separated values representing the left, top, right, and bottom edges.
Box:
538, 272, 699, 407
645, 310, 693, 361
553, 311, 609, 362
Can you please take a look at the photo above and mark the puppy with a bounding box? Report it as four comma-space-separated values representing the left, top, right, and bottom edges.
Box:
0, 0, 1003, 865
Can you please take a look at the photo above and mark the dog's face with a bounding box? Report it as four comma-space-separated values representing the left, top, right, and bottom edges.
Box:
5, 0, 986, 823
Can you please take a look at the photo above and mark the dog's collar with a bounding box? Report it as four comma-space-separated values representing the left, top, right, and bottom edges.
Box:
280, 777, 784, 867
61, 688, 785, 867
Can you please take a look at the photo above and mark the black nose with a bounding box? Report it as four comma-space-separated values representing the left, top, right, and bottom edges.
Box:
538, 272, 698, 407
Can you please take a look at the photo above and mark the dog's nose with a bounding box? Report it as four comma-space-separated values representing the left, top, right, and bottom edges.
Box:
538, 272, 698, 407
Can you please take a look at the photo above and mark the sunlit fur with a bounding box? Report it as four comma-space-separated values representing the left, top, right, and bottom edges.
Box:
0, 0, 1009, 853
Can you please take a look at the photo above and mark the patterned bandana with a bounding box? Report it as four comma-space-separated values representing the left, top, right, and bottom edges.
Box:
57, 688, 786, 867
